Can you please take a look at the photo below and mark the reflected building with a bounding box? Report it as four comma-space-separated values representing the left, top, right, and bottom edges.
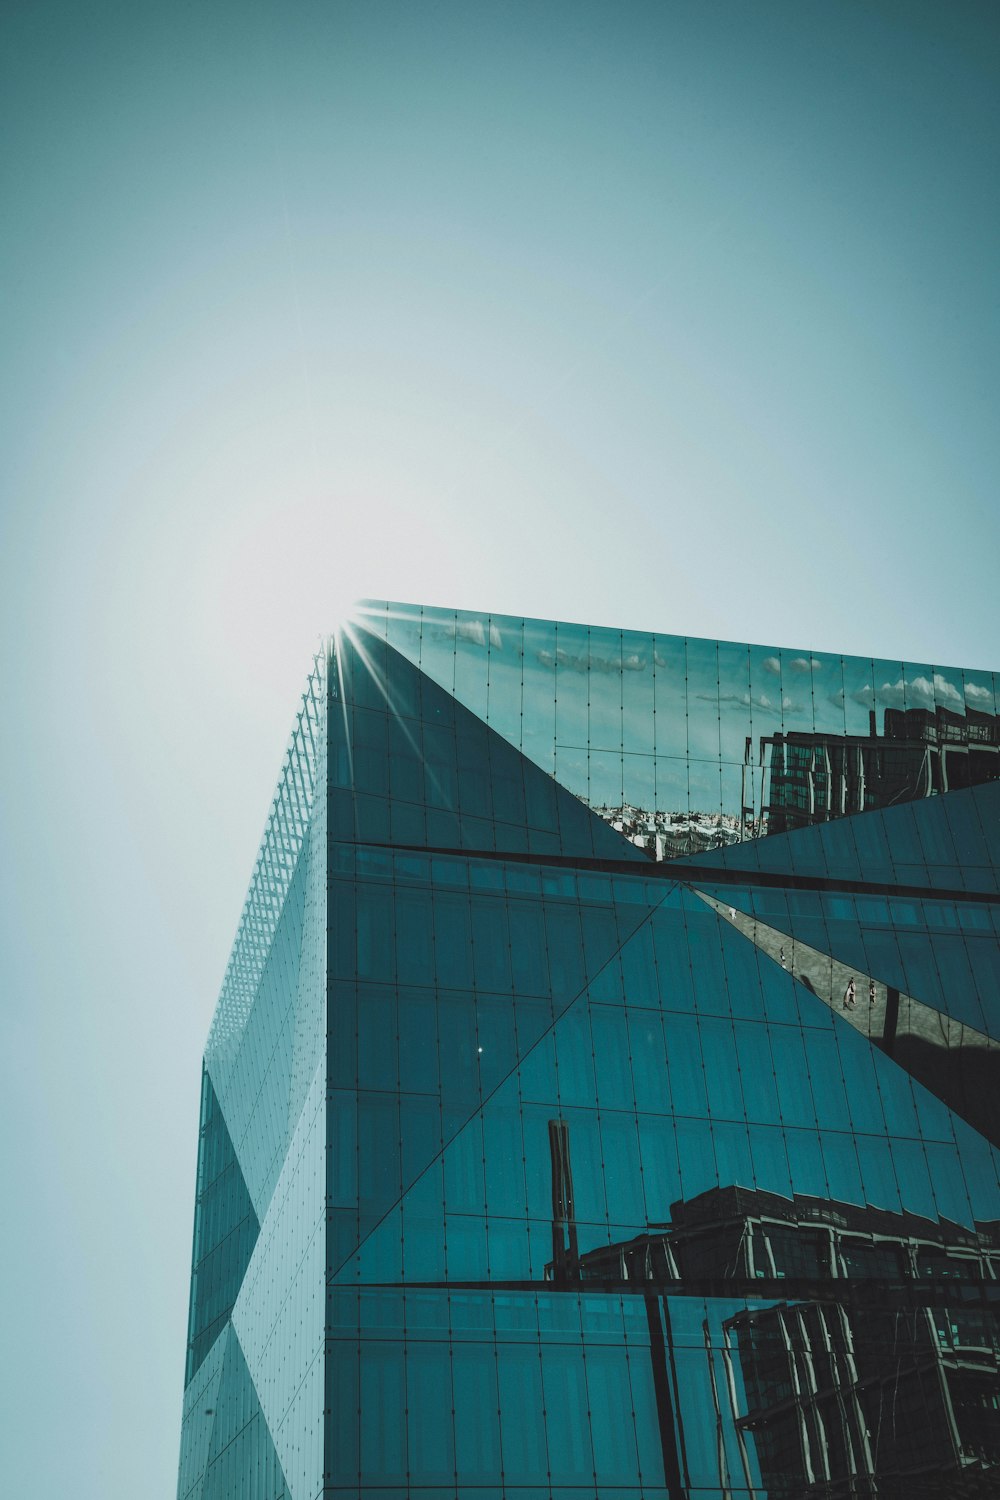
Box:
177, 603, 1000, 1500
571, 1186, 1000, 1497
760, 705, 1000, 837
594, 802, 746, 858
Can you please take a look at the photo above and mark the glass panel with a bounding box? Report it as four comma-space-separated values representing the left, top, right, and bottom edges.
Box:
485, 613, 524, 746
717, 638, 752, 767
652, 632, 687, 756
686, 635, 721, 763
588, 623, 624, 751
621, 627, 656, 756
520, 614, 558, 774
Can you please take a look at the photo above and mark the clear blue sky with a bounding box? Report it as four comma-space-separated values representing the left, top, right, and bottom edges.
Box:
1, 2, 998, 1494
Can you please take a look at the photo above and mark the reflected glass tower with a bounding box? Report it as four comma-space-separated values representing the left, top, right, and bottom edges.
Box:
178, 602, 1000, 1500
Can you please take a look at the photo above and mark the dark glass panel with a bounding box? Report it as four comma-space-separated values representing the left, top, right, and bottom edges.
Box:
600, 1110, 646, 1226
676, 1115, 719, 1199
496, 1343, 548, 1482
783, 1126, 828, 1198
735, 1022, 780, 1125
700, 1014, 745, 1120
539, 1341, 595, 1483
748, 1123, 793, 1198
356, 985, 397, 1092
452, 1342, 502, 1482
713, 1118, 755, 1189
857, 1134, 902, 1212
406, 1342, 456, 1483
551, 1002, 599, 1110
590, 1004, 632, 1109
358, 1341, 407, 1485
662, 1012, 708, 1116
819, 1128, 865, 1205
586, 1343, 644, 1484
636, 1114, 683, 1219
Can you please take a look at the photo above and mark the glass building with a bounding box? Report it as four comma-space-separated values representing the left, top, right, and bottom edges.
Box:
178, 601, 1000, 1500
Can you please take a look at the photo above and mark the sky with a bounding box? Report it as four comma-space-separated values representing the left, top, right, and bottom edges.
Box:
1, 1, 998, 1494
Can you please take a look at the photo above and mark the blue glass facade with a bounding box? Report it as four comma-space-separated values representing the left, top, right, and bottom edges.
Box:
179, 604, 1000, 1499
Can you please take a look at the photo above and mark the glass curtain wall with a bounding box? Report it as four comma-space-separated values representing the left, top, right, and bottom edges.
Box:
178, 606, 1000, 1500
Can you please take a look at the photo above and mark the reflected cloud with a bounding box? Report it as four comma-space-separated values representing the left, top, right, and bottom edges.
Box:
536, 648, 646, 673
761, 656, 781, 675
966, 682, 994, 705
430, 618, 504, 649
827, 684, 873, 708
879, 673, 963, 710
703, 690, 801, 715
788, 656, 822, 672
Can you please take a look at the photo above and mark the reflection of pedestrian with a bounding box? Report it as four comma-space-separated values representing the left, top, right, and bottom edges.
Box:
843, 977, 857, 1008
729, 907, 736, 921
779, 946, 787, 969
869, 979, 877, 1006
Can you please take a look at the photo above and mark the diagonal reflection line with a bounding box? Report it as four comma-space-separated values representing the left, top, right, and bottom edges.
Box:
336, 621, 450, 809
696, 887, 995, 1046
326, 879, 683, 1284
694, 887, 1000, 1150
339, 622, 653, 868
344, 840, 1000, 905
